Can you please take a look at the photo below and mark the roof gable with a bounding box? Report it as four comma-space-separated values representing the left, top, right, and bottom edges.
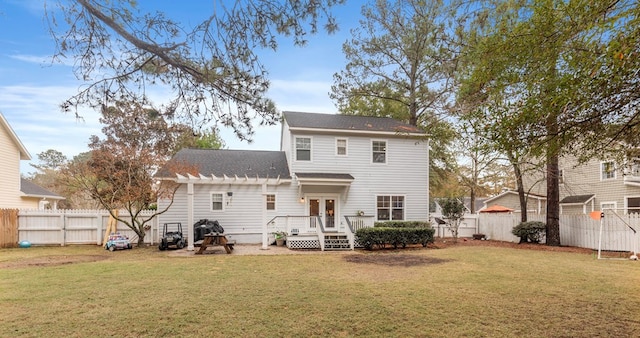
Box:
159, 149, 291, 179
483, 190, 547, 204
20, 179, 64, 199
0, 112, 31, 160
283, 111, 425, 135
560, 194, 595, 204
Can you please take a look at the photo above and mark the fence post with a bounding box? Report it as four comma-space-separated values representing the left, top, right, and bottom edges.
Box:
60, 211, 65, 247
96, 213, 102, 246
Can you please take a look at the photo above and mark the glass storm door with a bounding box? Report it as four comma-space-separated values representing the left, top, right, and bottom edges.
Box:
308, 197, 337, 230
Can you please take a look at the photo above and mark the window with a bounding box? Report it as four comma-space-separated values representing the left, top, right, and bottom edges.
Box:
627, 197, 640, 214
211, 193, 224, 211
601, 202, 616, 211
372, 140, 386, 163
630, 158, 640, 176
377, 195, 404, 221
336, 138, 347, 156
266, 194, 276, 210
558, 169, 564, 184
295, 137, 311, 161
601, 161, 616, 180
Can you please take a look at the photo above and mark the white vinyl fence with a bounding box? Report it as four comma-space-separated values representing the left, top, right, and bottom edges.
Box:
18, 209, 160, 246
476, 212, 640, 252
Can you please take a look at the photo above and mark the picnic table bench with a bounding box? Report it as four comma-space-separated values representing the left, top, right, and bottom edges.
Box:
195, 233, 235, 254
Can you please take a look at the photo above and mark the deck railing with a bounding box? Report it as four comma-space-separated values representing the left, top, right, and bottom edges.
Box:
266, 215, 322, 237
344, 215, 375, 249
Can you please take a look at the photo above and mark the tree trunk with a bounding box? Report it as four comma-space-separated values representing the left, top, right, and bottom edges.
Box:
545, 105, 561, 246
546, 154, 561, 246
137, 230, 146, 247
508, 152, 527, 223
469, 187, 476, 214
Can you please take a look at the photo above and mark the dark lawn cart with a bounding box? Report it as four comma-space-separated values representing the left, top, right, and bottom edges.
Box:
159, 222, 186, 250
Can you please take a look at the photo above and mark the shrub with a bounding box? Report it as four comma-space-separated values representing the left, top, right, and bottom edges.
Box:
374, 221, 431, 228
355, 227, 435, 250
512, 221, 546, 243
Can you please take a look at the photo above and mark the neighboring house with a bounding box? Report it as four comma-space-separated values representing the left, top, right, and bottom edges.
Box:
431, 197, 488, 214
0, 112, 64, 209
481, 190, 547, 214
157, 111, 429, 250
20, 178, 65, 210
512, 153, 640, 215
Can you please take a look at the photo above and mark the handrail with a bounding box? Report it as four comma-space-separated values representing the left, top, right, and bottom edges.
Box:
315, 216, 325, 251
344, 216, 355, 249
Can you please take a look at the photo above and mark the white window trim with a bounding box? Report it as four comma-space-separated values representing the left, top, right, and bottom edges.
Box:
624, 195, 640, 214
265, 193, 277, 211
371, 139, 388, 164
294, 136, 313, 162
335, 137, 348, 156
600, 201, 617, 212
600, 161, 616, 181
375, 194, 405, 221
558, 169, 564, 184
210, 192, 226, 212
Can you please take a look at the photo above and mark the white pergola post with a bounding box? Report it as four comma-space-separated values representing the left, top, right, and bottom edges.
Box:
187, 182, 194, 251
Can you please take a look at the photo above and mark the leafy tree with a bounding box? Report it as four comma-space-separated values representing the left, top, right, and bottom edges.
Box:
440, 197, 466, 243
175, 127, 226, 152
45, 0, 344, 140
456, 0, 639, 246
453, 120, 506, 213
30, 149, 67, 172
330, 0, 458, 193
61, 101, 197, 245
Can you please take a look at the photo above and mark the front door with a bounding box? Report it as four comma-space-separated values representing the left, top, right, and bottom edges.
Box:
308, 196, 338, 231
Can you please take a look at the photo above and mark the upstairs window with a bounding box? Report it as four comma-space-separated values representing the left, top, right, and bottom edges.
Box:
211, 193, 224, 211
558, 169, 564, 184
372, 140, 387, 164
266, 194, 276, 211
601, 161, 616, 180
295, 137, 311, 161
336, 138, 347, 156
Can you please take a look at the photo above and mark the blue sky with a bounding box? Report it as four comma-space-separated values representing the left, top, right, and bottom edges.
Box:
0, 0, 366, 173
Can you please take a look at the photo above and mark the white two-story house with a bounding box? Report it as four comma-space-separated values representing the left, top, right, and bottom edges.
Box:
157, 111, 429, 250
488, 153, 640, 215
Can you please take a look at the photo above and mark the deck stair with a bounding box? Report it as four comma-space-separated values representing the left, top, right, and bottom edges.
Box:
323, 233, 350, 250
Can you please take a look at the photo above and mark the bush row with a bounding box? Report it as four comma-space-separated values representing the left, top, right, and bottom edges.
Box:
355, 227, 435, 250
373, 221, 432, 228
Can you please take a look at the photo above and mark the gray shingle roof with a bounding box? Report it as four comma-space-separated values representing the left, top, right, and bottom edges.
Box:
20, 179, 64, 199
560, 194, 595, 204
283, 111, 425, 134
159, 149, 291, 179
295, 173, 354, 180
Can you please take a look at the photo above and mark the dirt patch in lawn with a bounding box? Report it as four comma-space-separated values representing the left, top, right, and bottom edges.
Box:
0, 255, 110, 269
344, 254, 451, 267
429, 237, 596, 254
343, 238, 598, 267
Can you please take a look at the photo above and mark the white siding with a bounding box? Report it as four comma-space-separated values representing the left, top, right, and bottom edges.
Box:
158, 182, 299, 243
0, 122, 25, 208
289, 132, 429, 222
525, 154, 640, 214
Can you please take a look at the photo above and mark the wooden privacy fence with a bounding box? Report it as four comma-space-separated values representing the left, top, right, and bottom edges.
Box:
17, 209, 159, 246
478, 212, 640, 252
0, 209, 19, 248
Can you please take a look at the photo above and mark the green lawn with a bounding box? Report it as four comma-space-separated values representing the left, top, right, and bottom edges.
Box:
1, 245, 639, 337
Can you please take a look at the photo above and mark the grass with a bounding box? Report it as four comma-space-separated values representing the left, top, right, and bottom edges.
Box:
1, 245, 639, 337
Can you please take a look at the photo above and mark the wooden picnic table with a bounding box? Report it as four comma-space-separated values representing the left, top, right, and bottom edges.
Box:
196, 233, 235, 254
